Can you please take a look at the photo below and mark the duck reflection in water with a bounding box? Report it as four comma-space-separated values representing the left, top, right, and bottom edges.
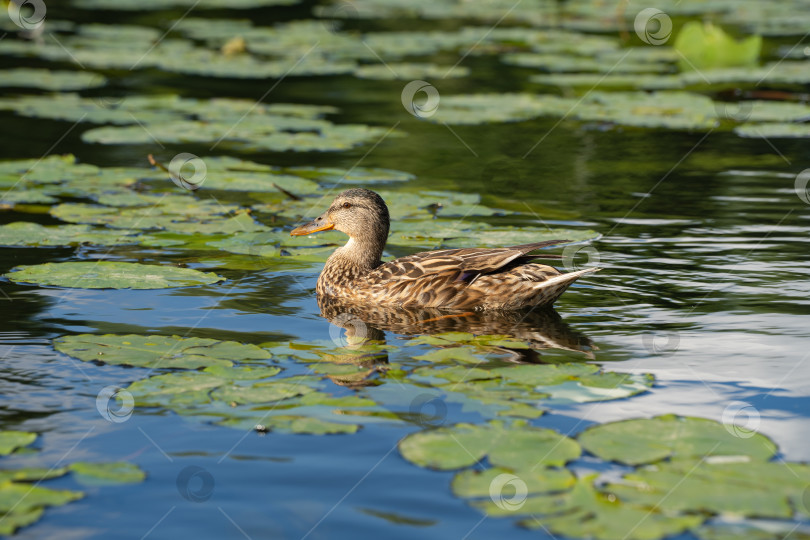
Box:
318, 295, 595, 366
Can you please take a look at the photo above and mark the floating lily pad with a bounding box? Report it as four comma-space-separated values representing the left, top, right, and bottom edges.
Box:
607, 458, 810, 519
475, 476, 703, 540
285, 166, 415, 184
55, 334, 271, 369
674, 21, 761, 71
451, 466, 575, 498
0, 467, 68, 483
0, 482, 83, 522
0, 94, 389, 153
0, 68, 107, 90
577, 415, 777, 465
0, 431, 37, 456
431, 93, 574, 125
433, 91, 719, 130
353, 62, 469, 80
399, 419, 581, 470
5, 262, 223, 289
74, 0, 297, 7
0, 507, 44, 536
68, 462, 146, 485
0, 222, 145, 247
0, 190, 59, 205
735, 123, 810, 138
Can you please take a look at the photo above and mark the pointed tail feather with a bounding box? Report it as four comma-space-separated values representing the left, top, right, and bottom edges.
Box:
531, 267, 601, 307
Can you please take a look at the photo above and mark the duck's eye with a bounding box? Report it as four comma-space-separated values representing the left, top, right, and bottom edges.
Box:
342, 202, 352, 209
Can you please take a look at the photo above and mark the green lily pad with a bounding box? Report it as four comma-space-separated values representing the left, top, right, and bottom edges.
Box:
5, 262, 224, 289
0, 189, 58, 205
413, 346, 486, 364
0, 222, 145, 247
735, 123, 810, 138
577, 415, 777, 465
212, 381, 316, 404
0, 482, 83, 521
0, 431, 36, 456
0, 94, 389, 153
0, 68, 107, 90
126, 371, 227, 408
54, 334, 270, 369
259, 416, 359, 435
674, 21, 761, 71
399, 419, 581, 470
285, 166, 414, 184
433, 90, 719, 130
451, 466, 575, 498
0, 467, 68, 483
607, 458, 810, 519
68, 462, 146, 485
474, 476, 703, 540
74, 0, 297, 7
353, 62, 469, 80
0, 507, 44, 536
202, 365, 281, 380
431, 93, 574, 125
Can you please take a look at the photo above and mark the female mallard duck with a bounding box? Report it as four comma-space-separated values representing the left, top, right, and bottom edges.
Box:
291, 188, 598, 310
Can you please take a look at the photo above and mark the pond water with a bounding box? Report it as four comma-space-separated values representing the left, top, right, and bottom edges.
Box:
1, 1, 810, 539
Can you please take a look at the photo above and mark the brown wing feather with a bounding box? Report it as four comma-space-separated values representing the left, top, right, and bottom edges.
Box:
373, 239, 570, 280
357, 240, 574, 309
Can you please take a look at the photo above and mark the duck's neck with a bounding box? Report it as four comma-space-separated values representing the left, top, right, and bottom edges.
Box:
318, 234, 386, 295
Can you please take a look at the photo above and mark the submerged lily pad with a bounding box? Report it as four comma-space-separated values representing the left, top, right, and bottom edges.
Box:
399, 419, 580, 470
5, 262, 223, 289
577, 415, 777, 465
68, 462, 146, 485
54, 334, 270, 369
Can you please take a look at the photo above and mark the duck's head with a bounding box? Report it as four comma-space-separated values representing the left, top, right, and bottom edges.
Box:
291, 188, 390, 246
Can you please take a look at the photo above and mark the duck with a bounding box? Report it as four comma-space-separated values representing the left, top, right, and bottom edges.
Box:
290, 188, 599, 311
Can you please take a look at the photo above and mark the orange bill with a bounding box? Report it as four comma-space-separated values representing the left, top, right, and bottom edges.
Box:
290, 215, 335, 236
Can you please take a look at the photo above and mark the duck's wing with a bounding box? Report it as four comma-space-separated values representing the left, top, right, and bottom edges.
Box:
367, 240, 569, 286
